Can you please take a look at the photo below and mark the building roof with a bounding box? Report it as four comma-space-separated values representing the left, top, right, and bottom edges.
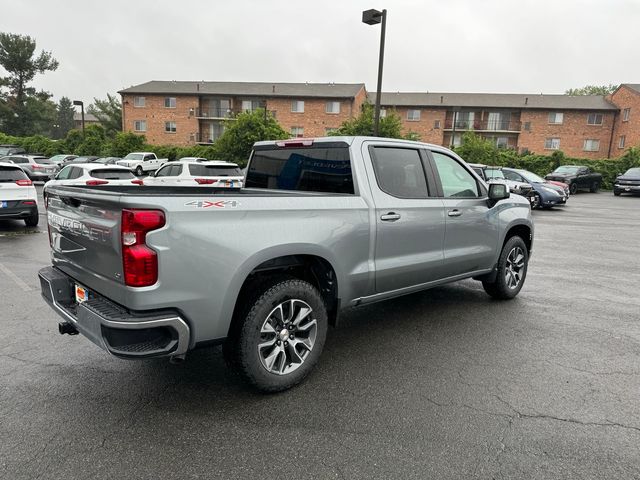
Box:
370, 92, 617, 111
622, 83, 640, 94
119, 81, 366, 99
73, 112, 99, 122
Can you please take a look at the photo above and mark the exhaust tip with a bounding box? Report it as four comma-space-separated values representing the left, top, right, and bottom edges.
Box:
58, 322, 79, 335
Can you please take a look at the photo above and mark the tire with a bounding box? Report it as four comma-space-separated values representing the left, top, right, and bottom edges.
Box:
135, 166, 143, 176
482, 236, 529, 300
228, 278, 328, 392
569, 182, 578, 195
590, 182, 600, 193
24, 211, 39, 227
614, 190, 621, 196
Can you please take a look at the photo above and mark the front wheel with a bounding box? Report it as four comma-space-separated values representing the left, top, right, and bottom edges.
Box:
135, 166, 143, 176
230, 278, 328, 392
482, 236, 529, 300
569, 182, 578, 195
590, 182, 600, 193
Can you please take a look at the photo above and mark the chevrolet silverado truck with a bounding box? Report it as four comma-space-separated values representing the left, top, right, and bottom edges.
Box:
116, 152, 168, 176
545, 165, 602, 194
39, 137, 533, 392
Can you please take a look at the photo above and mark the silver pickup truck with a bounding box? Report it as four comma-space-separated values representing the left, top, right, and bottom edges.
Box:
39, 137, 533, 391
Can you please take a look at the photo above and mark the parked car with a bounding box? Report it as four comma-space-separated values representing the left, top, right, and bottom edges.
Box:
39, 136, 533, 392
544, 180, 570, 197
0, 162, 39, 226
48, 154, 77, 168
117, 152, 168, 176
469, 163, 536, 207
46, 163, 143, 188
94, 157, 122, 165
143, 160, 244, 187
0, 155, 57, 181
0, 145, 26, 156
503, 168, 568, 209
613, 167, 640, 196
65, 156, 100, 165
545, 165, 603, 194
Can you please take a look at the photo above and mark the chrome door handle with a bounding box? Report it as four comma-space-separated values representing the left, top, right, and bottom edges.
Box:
380, 213, 401, 222
447, 209, 462, 217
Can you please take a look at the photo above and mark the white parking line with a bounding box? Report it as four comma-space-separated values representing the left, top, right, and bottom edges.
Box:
0, 261, 32, 291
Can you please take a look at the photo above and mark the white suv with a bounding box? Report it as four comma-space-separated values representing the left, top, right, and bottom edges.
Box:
46, 164, 143, 188
144, 160, 244, 187
0, 162, 39, 226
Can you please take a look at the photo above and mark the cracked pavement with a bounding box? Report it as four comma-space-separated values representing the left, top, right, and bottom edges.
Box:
0, 188, 639, 479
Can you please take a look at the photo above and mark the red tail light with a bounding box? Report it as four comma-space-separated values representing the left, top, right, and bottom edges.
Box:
15, 179, 33, 186
86, 179, 109, 186
275, 139, 314, 148
32, 164, 42, 170
23, 200, 36, 205
194, 178, 215, 184
131, 179, 143, 185
121, 209, 165, 287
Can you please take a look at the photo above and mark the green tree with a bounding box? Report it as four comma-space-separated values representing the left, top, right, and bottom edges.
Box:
329, 102, 418, 140
453, 132, 500, 164
87, 93, 122, 135
213, 109, 289, 166
0, 32, 58, 135
75, 124, 107, 155
102, 131, 146, 157
565, 84, 618, 96
54, 96, 75, 139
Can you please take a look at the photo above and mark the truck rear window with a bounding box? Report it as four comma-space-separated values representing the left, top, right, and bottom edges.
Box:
91, 169, 135, 180
189, 164, 243, 177
245, 146, 354, 194
0, 166, 28, 181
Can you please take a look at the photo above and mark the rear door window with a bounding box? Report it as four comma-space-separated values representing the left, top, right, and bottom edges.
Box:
189, 164, 243, 177
0, 166, 28, 181
91, 169, 135, 180
370, 147, 430, 198
246, 143, 354, 194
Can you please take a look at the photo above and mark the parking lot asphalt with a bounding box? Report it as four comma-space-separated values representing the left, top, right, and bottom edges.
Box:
1, 187, 639, 480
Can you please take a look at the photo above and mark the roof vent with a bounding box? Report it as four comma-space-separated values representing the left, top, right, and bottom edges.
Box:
272, 85, 276, 93
440, 95, 444, 104
525, 97, 528, 105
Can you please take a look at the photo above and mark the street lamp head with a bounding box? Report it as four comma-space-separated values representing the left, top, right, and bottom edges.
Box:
362, 9, 383, 25
72, 100, 83, 106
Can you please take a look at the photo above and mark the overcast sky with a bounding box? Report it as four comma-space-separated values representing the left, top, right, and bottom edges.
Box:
2, 0, 639, 103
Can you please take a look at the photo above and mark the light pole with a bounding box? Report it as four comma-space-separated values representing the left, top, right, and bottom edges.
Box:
73, 100, 85, 134
362, 8, 387, 137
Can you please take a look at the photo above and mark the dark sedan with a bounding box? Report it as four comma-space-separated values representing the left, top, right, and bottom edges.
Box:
503, 168, 568, 209
613, 168, 640, 196
64, 156, 100, 165
94, 157, 122, 165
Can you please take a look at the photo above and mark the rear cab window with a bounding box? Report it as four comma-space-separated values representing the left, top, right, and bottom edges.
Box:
0, 166, 29, 181
246, 141, 354, 194
189, 164, 243, 177
90, 169, 135, 180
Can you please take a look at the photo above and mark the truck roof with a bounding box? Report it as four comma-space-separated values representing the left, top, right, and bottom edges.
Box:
253, 136, 444, 150
128, 152, 156, 155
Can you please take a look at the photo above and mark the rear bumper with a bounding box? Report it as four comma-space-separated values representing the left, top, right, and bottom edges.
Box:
38, 266, 190, 359
0, 202, 37, 219
29, 172, 55, 180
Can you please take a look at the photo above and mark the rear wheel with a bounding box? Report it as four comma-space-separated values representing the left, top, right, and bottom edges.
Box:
482, 236, 528, 300
135, 166, 143, 176
227, 278, 328, 392
569, 182, 578, 195
590, 182, 600, 193
24, 211, 39, 227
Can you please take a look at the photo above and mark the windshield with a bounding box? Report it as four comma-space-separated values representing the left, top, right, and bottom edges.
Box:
124, 153, 143, 160
188, 164, 243, 176
484, 169, 505, 180
553, 166, 580, 174
624, 168, 640, 176
518, 170, 545, 183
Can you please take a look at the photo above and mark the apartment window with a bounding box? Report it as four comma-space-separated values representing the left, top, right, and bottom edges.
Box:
434, 120, 441, 129
523, 122, 531, 131
165, 121, 177, 133
291, 100, 305, 113
242, 100, 260, 112
622, 108, 630, 122
583, 139, 600, 152
326, 101, 341, 114
133, 96, 145, 107
619, 135, 626, 149
496, 137, 509, 149
407, 109, 421, 121
290, 127, 304, 138
548, 112, 564, 124
544, 138, 560, 150
164, 97, 176, 108
379, 109, 387, 118
587, 113, 603, 125
133, 120, 146, 132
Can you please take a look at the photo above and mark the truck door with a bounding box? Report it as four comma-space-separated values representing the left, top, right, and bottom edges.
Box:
428, 150, 499, 278
363, 143, 446, 293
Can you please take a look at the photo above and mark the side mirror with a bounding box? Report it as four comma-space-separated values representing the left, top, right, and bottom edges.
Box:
488, 182, 510, 201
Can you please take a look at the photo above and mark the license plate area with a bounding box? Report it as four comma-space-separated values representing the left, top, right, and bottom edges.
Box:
75, 284, 90, 303
0, 201, 7, 208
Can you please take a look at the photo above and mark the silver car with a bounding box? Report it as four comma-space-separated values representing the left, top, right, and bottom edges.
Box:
0, 155, 57, 181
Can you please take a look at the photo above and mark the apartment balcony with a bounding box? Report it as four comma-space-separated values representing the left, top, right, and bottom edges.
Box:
194, 107, 235, 119
192, 132, 221, 144
443, 119, 521, 132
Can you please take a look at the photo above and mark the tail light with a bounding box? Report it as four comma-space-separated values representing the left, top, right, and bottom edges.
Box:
32, 164, 42, 170
121, 209, 165, 287
86, 179, 109, 186
23, 200, 36, 205
194, 178, 215, 184
275, 139, 314, 147
15, 179, 33, 186
131, 179, 143, 185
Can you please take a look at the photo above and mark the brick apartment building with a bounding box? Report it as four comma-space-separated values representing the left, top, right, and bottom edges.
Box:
119, 81, 366, 146
119, 81, 640, 159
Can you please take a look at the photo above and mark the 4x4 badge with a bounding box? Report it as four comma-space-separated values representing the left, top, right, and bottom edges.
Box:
184, 200, 240, 209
